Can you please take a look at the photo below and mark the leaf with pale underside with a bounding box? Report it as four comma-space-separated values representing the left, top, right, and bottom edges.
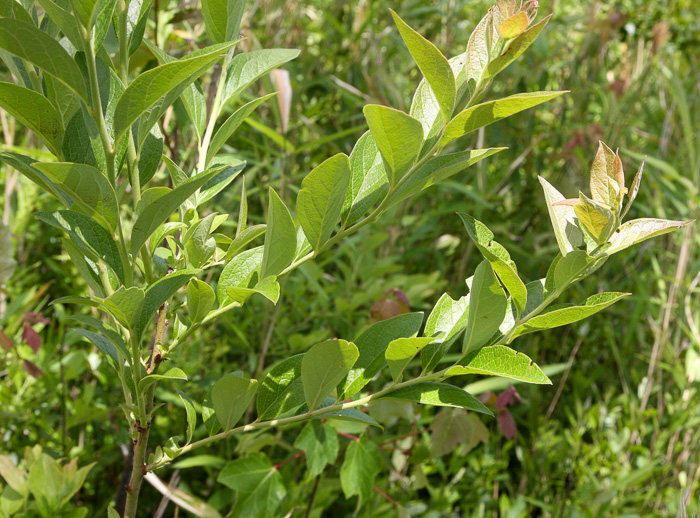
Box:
463, 261, 508, 355
297, 153, 351, 252
448, 345, 551, 384
363, 104, 423, 186
620, 159, 644, 220
391, 9, 455, 119
464, 10, 491, 97
606, 218, 693, 255
538, 175, 584, 256
511, 292, 630, 338
441, 91, 567, 147
301, 340, 358, 412
217, 246, 263, 305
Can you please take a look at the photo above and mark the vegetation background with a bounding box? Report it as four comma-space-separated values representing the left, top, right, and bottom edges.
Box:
1, 0, 698, 516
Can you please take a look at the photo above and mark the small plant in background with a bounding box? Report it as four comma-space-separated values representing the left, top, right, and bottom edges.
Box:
0, 0, 693, 516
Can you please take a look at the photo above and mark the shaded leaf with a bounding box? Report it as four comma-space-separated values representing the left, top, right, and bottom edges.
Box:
463, 261, 507, 355
302, 340, 358, 412
212, 373, 258, 431
379, 382, 492, 415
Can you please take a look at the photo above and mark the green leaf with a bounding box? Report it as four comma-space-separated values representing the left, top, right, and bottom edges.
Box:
217, 246, 263, 305
573, 191, 617, 245
135, 269, 198, 339
226, 275, 280, 305
339, 312, 424, 399
66, 315, 129, 361
464, 10, 491, 97
187, 279, 216, 324
221, 48, 300, 108
207, 93, 277, 166
138, 127, 164, 186
538, 175, 584, 256
0, 223, 16, 284
606, 218, 693, 255
379, 382, 492, 415
441, 91, 567, 147
260, 188, 296, 279
458, 213, 527, 313
72, 328, 120, 367
116, 0, 154, 55
94, 0, 117, 51
340, 437, 381, 501
212, 374, 258, 432
35, 210, 125, 284
201, 0, 244, 44
552, 250, 605, 291
430, 409, 488, 457
139, 368, 188, 392
448, 345, 551, 384
0, 82, 63, 156
100, 287, 144, 330
71, 0, 100, 29
131, 168, 221, 254
485, 14, 552, 80
33, 162, 119, 232
463, 261, 507, 355
176, 390, 197, 445
301, 339, 359, 412
388, 148, 506, 208
390, 10, 455, 118
0, 18, 88, 102
620, 159, 644, 220
218, 453, 286, 518
34, 0, 84, 49
421, 293, 469, 373
113, 41, 238, 144
0, 152, 71, 205
315, 406, 382, 429
294, 421, 339, 478
297, 153, 351, 252
385, 337, 434, 383
182, 213, 219, 268
363, 104, 423, 186
341, 130, 388, 226
225, 224, 266, 261
256, 354, 305, 420
511, 292, 630, 338
589, 141, 624, 208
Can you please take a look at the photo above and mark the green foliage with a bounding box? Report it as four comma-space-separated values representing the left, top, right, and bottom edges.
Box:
0, 0, 695, 516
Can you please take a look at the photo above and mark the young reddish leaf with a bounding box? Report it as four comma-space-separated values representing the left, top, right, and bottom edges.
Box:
22, 325, 41, 353
498, 11, 529, 39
